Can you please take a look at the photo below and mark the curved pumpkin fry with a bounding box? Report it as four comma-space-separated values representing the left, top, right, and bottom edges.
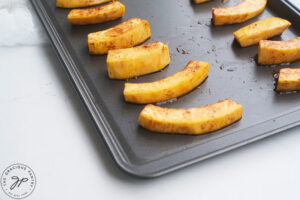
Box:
124, 60, 209, 104
88, 18, 151, 55
234, 17, 291, 47
212, 0, 267, 25
258, 37, 300, 65
56, 0, 111, 8
67, 1, 125, 25
194, 0, 211, 4
138, 99, 243, 135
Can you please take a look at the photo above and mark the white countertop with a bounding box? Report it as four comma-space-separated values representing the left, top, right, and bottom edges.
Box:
1, 1, 300, 199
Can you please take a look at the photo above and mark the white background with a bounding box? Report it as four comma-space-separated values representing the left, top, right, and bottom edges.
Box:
1, 0, 300, 199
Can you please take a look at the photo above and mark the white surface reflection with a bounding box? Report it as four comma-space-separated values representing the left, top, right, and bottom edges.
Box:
0, 0, 46, 46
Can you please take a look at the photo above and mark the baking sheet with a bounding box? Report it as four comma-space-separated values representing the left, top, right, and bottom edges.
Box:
31, 0, 300, 177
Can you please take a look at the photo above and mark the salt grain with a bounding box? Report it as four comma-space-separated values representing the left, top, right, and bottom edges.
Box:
156, 98, 178, 106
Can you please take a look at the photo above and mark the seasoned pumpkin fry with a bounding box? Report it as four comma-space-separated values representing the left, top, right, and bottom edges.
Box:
124, 60, 209, 104
276, 68, 300, 92
258, 37, 300, 65
107, 41, 170, 79
56, 0, 110, 8
67, 1, 125, 25
138, 99, 243, 135
212, 0, 267, 25
234, 17, 291, 47
194, 0, 211, 4
88, 18, 151, 55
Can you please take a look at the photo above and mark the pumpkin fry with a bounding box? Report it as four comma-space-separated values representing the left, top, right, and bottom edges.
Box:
138, 99, 243, 135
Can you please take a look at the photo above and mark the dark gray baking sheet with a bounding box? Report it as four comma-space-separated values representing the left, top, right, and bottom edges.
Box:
31, 0, 300, 177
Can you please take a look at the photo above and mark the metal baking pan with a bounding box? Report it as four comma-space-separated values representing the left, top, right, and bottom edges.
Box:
31, 0, 300, 178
